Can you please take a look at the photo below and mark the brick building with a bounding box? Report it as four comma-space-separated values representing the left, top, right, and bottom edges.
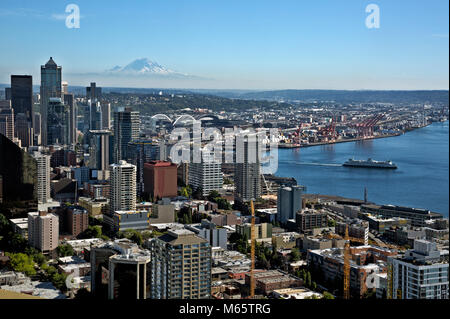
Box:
143, 161, 177, 200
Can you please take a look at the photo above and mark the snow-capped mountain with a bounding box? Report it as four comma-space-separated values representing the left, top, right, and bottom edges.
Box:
106, 58, 188, 77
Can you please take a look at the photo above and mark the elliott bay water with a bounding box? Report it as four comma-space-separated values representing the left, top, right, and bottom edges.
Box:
275, 121, 449, 216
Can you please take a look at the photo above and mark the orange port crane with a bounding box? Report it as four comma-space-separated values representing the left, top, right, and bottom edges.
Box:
353, 114, 384, 137
343, 225, 351, 299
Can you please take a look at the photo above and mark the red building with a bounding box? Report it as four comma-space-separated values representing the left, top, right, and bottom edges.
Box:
143, 161, 177, 200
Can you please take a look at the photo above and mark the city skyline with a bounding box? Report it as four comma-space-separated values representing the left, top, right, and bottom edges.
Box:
0, 0, 448, 90
0, 0, 448, 304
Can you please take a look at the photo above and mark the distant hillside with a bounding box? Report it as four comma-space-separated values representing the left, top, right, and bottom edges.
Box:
101, 92, 292, 114
1, 84, 447, 106
210, 89, 449, 104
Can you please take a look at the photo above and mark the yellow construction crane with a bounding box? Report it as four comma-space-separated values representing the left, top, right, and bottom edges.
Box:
250, 200, 256, 298
343, 224, 350, 299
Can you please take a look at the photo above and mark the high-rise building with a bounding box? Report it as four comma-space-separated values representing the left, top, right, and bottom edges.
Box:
128, 139, 167, 195
62, 81, 68, 94
90, 101, 102, 131
89, 130, 113, 174
14, 112, 33, 147
0, 100, 14, 140
28, 211, 59, 254
113, 108, 140, 162
66, 206, 89, 237
5, 88, 11, 100
149, 229, 212, 299
109, 160, 136, 214
234, 137, 261, 201
33, 152, 51, 204
143, 161, 177, 201
0, 133, 37, 213
47, 97, 70, 145
388, 239, 448, 299
101, 102, 111, 130
277, 185, 305, 224
90, 239, 151, 300
177, 162, 189, 186
64, 93, 77, 145
189, 162, 223, 197
11, 75, 33, 125
86, 82, 102, 101
40, 57, 62, 146
33, 113, 41, 145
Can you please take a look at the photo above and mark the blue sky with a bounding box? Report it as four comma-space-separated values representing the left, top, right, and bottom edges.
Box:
0, 0, 448, 89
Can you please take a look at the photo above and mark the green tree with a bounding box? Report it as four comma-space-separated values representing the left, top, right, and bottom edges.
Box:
290, 248, 300, 262
117, 229, 143, 245
57, 244, 75, 257
207, 190, 221, 202
216, 198, 231, 210
10, 233, 28, 252
77, 225, 102, 239
7, 253, 36, 276
51, 272, 68, 291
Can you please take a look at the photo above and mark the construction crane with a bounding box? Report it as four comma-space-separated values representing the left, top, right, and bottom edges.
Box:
250, 200, 256, 298
343, 224, 351, 299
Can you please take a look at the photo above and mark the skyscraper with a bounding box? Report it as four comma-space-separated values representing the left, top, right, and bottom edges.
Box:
5, 88, 11, 101
89, 130, 113, 177
113, 108, 140, 163
28, 211, 59, 254
15, 112, 33, 147
33, 113, 41, 145
101, 102, 111, 130
0, 100, 14, 140
109, 160, 136, 214
40, 57, 62, 146
86, 82, 102, 101
64, 93, 77, 145
11, 75, 33, 123
128, 139, 167, 196
33, 152, 51, 204
90, 101, 102, 131
0, 133, 37, 212
150, 229, 212, 299
47, 97, 70, 145
388, 240, 448, 299
189, 162, 223, 197
277, 185, 305, 224
234, 136, 261, 201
